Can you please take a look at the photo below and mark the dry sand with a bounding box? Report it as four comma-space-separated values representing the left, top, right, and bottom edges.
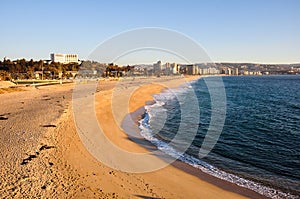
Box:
0, 84, 73, 198
0, 77, 266, 198
0, 81, 23, 94
0, 81, 16, 89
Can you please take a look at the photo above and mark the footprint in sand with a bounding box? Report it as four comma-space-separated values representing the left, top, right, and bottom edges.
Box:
20, 145, 55, 165
20, 154, 37, 165
39, 145, 55, 151
40, 124, 57, 128
42, 95, 51, 101
0, 113, 10, 120
0, 116, 8, 120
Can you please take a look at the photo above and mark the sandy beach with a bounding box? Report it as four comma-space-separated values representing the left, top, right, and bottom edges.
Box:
0, 77, 266, 198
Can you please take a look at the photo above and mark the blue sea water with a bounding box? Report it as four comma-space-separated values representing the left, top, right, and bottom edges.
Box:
139, 75, 300, 198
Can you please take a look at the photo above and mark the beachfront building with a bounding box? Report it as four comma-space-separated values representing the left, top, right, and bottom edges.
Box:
153, 60, 162, 75
171, 63, 179, 74
199, 68, 207, 75
186, 64, 196, 75
234, 68, 239, 75
225, 67, 232, 75
165, 62, 170, 70
197, 67, 220, 75
50, 53, 78, 64
208, 67, 220, 75
165, 62, 171, 75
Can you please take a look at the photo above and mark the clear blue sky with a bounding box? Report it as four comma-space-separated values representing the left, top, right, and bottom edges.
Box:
1, 0, 299, 64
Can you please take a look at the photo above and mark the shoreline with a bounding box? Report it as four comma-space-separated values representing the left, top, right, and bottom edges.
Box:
93, 75, 264, 198
124, 76, 266, 199
0, 77, 270, 198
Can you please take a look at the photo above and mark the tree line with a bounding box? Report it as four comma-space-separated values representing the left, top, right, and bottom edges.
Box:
105, 64, 134, 77
0, 58, 136, 81
0, 59, 79, 80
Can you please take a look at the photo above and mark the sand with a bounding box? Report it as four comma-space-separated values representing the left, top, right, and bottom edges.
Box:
0, 84, 73, 198
0, 81, 23, 94
0, 77, 266, 198
0, 81, 16, 88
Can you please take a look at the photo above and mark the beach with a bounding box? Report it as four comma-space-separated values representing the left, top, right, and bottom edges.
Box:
0, 77, 265, 198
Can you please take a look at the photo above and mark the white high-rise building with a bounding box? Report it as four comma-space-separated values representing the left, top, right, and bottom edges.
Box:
171, 63, 179, 74
50, 53, 78, 64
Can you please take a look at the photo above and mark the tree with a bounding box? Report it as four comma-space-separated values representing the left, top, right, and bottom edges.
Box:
0, 70, 11, 80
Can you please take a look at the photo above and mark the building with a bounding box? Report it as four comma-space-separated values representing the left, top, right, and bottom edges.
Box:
165, 62, 171, 75
186, 65, 196, 75
171, 63, 179, 74
200, 68, 209, 75
153, 60, 162, 75
50, 53, 78, 64
234, 68, 239, 76
208, 67, 220, 75
165, 62, 170, 70
34, 71, 43, 79
244, 70, 249, 75
225, 67, 232, 75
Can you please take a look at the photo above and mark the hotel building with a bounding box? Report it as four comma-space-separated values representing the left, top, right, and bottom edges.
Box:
50, 53, 78, 64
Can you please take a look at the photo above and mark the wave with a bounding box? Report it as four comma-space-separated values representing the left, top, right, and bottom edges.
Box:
138, 86, 299, 199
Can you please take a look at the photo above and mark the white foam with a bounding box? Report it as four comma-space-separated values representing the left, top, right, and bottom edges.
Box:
138, 84, 298, 199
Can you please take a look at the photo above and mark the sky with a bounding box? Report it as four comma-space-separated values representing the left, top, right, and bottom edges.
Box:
1, 0, 299, 64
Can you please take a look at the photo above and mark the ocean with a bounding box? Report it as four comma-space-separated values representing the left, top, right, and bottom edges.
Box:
139, 75, 300, 199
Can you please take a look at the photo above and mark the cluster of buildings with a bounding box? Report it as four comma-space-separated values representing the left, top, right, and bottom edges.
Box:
137, 61, 222, 76
3, 53, 299, 79
46, 56, 299, 77
132, 61, 300, 76
183, 64, 222, 75
153, 61, 180, 75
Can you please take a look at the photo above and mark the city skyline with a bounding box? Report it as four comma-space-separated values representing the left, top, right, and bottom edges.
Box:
1, 0, 299, 64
